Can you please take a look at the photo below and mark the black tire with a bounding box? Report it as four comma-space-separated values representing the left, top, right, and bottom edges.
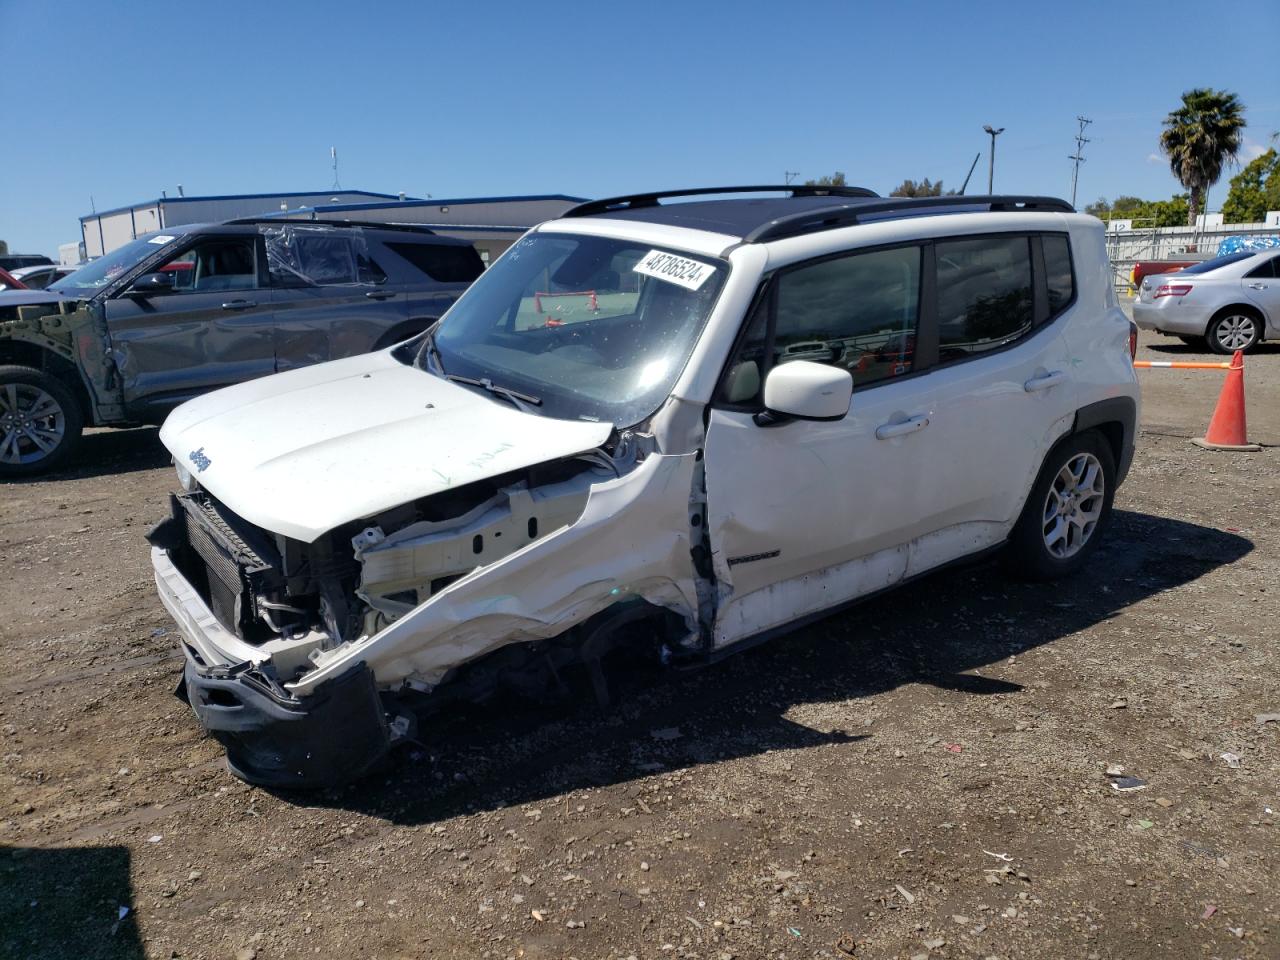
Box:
0, 365, 85, 478
1176, 335, 1206, 348
1206, 307, 1263, 355
1003, 431, 1116, 581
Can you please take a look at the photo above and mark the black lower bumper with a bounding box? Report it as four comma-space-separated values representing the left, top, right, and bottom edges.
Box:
177, 643, 394, 790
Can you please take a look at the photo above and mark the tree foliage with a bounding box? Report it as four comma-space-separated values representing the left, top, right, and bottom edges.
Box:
1159, 87, 1247, 225
1221, 148, 1280, 224
888, 178, 955, 198
803, 172, 847, 187
1084, 195, 1190, 228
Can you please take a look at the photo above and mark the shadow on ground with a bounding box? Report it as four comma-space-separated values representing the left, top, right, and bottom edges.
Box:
6, 427, 168, 485
0, 845, 141, 960
275, 510, 1251, 824
1147, 340, 1280, 356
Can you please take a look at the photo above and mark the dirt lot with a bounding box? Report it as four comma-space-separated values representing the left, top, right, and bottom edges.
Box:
2, 324, 1278, 960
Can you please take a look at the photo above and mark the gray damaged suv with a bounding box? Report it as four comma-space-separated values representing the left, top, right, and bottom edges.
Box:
0, 220, 484, 476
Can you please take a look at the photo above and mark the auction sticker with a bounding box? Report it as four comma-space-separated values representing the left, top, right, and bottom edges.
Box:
148, 235, 177, 244
633, 249, 716, 291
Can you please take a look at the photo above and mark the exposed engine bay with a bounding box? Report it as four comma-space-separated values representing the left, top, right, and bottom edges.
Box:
153, 454, 610, 688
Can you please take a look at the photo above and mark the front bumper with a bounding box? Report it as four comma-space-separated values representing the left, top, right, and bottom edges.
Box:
152, 539, 396, 789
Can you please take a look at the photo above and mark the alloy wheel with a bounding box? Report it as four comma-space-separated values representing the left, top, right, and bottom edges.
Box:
1213, 314, 1257, 352
0, 382, 66, 465
1041, 452, 1105, 560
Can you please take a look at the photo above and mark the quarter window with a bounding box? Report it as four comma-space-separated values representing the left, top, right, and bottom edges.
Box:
1042, 234, 1075, 315
936, 235, 1033, 360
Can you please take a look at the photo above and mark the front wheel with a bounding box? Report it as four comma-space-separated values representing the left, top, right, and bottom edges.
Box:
1206, 309, 1262, 355
1004, 431, 1116, 581
0, 365, 84, 478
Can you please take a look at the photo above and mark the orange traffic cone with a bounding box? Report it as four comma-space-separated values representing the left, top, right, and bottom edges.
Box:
1191, 350, 1261, 452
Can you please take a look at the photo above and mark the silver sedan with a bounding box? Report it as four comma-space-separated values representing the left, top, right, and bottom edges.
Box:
1132, 249, 1280, 354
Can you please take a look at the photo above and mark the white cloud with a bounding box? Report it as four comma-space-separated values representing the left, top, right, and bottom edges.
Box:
1146, 153, 1162, 163
1242, 139, 1268, 161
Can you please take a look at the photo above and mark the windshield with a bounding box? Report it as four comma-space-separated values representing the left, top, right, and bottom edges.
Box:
49, 233, 182, 296
422, 233, 727, 427
1178, 252, 1256, 275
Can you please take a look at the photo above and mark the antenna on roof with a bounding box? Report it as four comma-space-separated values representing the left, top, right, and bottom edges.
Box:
331, 146, 342, 191
177, 184, 185, 197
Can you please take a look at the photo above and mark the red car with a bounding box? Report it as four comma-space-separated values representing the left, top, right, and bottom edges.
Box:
0, 267, 29, 291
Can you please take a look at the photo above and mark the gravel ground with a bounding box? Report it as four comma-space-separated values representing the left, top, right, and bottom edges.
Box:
1, 323, 1277, 960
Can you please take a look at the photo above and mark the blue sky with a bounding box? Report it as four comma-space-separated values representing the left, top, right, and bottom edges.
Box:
2, 0, 1278, 256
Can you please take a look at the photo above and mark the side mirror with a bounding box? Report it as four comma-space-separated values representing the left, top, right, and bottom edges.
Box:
758, 360, 852, 424
126, 272, 174, 296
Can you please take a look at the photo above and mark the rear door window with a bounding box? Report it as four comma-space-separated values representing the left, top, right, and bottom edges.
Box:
936, 235, 1033, 360
1244, 256, 1278, 279
295, 236, 356, 285
386, 242, 485, 283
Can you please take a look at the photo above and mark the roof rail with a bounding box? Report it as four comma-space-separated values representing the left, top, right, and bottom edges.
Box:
743, 194, 1075, 243
564, 185, 879, 218
225, 216, 437, 234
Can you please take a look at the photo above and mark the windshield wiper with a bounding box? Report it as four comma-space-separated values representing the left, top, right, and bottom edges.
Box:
445, 374, 542, 413
414, 327, 445, 375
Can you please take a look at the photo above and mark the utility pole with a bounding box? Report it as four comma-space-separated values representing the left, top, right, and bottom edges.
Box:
784, 171, 800, 185
983, 125, 1005, 193
959, 153, 981, 195
1068, 116, 1092, 207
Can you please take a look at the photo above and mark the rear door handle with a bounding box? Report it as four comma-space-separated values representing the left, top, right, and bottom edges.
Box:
365, 290, 397, 300
1024, 370, 1066, 392
875, 414, 929, 440
220, 299, 257, 311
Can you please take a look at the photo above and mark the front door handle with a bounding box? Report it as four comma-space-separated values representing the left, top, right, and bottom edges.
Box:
221, 299, 257, 311
1246, 282, 1267, 290
365, 290, 397, 300
875, 414, 930, 440
1024, 370, 1066, 392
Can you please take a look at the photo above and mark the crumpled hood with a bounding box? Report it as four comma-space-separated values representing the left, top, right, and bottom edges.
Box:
159, 350, 613, 542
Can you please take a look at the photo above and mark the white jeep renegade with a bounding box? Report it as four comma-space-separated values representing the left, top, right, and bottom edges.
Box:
148, 186, 1140, 786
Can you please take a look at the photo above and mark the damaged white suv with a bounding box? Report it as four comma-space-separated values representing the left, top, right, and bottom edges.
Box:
148, 186, 1139, 787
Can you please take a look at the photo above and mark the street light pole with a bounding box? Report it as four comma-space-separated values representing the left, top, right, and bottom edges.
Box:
983, 125, 1005, 193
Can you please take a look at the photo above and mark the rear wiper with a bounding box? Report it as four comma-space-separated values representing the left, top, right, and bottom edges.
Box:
445, 374, 542, 412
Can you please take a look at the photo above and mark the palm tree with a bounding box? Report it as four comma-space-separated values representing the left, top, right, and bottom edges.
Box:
1159, 88, 1247, 226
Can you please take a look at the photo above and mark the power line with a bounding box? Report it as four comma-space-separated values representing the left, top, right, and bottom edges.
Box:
1069, 116, 1092, 208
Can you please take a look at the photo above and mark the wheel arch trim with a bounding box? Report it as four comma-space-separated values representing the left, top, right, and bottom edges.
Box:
1072, 396, 1136, 486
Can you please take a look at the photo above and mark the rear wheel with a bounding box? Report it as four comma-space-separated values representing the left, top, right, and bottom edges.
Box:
0, 365, 84, 478
1004, 431, 1116, 581
1206, 308, 1262, 355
